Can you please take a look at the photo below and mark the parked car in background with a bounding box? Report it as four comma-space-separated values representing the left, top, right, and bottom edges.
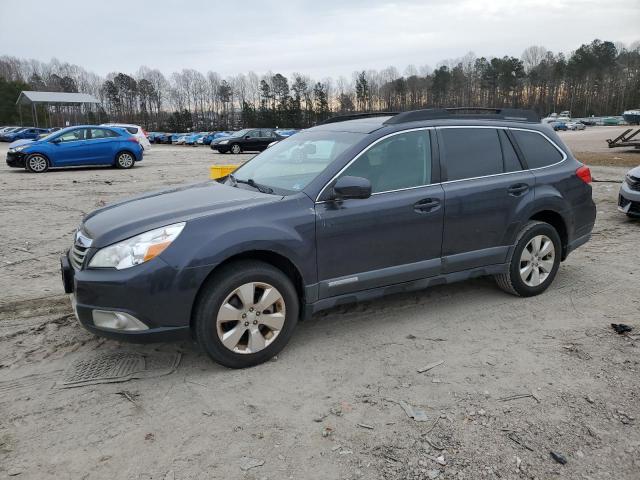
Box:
6, 125, 143, 173
212, 128, 285, 154
171, 133, 187, 144
275, 129, 299, 137
175, 134, 188, 145
101, 123, 151, 150
152, 133, 172, 144
0, 126, 21, 134
550, 121, 568, 131
60, 108, 595, 368
185, 132, 207, 145
204, 132, 231, 146
566, 121, 586, 131
618, 165, 640, 217
1, 127, 49, 142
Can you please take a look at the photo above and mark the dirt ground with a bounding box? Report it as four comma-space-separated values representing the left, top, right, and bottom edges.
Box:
1, 127, 639, 480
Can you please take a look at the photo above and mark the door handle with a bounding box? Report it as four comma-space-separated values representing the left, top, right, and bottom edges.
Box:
413, 198, 441, 213
508, 183, 529, 196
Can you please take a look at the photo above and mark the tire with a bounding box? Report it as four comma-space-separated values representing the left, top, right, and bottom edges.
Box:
115, 151, 135, 169
194, 260, 299, 368
230, 143, 242, 154
495, 220, 561, 297
26, 154, 49, 173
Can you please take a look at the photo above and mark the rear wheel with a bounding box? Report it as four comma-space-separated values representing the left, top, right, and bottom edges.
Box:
194, 260, 299, 368
116, 151, 135, 169
230, 143, 242, 154
26, 154, 49, 173
495, 221, 561, 297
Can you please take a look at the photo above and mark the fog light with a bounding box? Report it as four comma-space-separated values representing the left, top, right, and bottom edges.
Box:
92, 310, 149, 331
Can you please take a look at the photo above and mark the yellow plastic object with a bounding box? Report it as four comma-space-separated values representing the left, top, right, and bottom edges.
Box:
209, 164, 237, 180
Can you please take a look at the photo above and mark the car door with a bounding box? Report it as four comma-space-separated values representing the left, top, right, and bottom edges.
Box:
87, 128, 118, 164
437, 127, 535, 273
242, 129, 262, 151
51, 128, 91, 166
258, 130, 275, 150
315, 129, 444, 298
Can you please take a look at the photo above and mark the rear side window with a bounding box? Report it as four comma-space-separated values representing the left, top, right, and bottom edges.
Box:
90, 128, 118, 139
511, 130, 564, 169
125, 127, 138, 135
340, 130, 431, 193
440, 128, 502, 181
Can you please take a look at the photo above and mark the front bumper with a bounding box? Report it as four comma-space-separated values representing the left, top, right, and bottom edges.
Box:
619, 181, 640, 217
6, 151, 27, 168
213, 145, 230, 153
61, 250, 208, 343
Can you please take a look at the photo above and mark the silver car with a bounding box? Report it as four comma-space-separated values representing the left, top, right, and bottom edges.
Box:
619, 165, 640, 217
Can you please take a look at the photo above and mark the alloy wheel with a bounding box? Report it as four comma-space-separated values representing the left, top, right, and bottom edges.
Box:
519, 234, 555, 287
216, 282, 286, 354
28, 155, 48, 172
118, 153, 134, 168
231, 144, 241, 154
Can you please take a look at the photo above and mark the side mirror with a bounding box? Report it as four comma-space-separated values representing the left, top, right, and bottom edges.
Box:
333, 176, 372, 200
244, 135, 250, 139
50, 137, 61, 144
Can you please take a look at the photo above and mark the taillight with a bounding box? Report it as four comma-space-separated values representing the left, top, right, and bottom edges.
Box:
143, 130, 148, 137
576, 166, 592, 184
127, 136, 139, 143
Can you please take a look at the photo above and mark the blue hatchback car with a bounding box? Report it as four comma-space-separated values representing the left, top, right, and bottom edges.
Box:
6, 125, 144, 173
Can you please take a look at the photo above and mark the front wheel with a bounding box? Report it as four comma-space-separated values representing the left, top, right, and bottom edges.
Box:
116, 151, 135, 169
26, 154, 49, 173
230, 143, 242, 154
194, 260, 299, 368
495, 221, 561, 297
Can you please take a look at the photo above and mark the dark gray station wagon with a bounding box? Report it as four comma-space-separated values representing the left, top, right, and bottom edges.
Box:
61, 108, 596, 368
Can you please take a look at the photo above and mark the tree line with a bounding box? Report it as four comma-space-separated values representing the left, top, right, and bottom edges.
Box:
0, 38, 639, 130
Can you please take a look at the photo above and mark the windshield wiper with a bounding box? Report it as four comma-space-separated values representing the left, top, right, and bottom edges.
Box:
228, 174, 274, 194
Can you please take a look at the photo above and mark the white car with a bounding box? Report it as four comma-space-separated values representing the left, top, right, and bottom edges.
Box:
101, 123, 151, 151
175, 135, 188, 145
566, 121, 586, 131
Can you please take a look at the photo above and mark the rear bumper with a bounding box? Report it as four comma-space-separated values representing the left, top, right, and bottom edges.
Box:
6, 151, 27, 168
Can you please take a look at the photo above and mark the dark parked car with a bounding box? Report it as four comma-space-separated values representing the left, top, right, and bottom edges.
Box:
211, 128, 284, 153
61, 108, 596, 368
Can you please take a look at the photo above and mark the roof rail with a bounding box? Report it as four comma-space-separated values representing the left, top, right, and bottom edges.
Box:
384, 107, 540, 125
318, 112, 398, 125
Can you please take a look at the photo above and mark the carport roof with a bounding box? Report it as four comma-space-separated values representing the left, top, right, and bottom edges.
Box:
16, 91, 100, 105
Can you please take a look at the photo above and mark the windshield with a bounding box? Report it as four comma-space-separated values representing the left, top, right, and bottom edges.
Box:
228, 130, 365, 194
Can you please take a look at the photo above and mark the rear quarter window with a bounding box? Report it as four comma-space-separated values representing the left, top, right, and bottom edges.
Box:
511, 130, 564, 169
125, 127, 138, 135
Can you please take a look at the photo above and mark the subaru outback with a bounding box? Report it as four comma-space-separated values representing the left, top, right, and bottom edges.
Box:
61, 108, 596, 368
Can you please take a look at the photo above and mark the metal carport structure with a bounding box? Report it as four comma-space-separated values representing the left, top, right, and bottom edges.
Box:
15, 91, 101, 128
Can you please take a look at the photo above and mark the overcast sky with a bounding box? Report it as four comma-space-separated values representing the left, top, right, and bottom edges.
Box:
1, 0, 638, 79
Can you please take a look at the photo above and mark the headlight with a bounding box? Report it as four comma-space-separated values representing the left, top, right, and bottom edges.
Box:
9, 145, 26, 152
218, 140, 229, 145
88, 222, 185, 270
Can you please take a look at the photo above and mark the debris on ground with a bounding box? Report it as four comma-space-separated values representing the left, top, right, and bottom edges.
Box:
611, 323, 633, 334
550, 451, 567, 465
498, 393, 540, 403
357, 423, 374, 430
417, 360, 444, 374
239, 456, 264, 471
398, 400, 429, 422
322, 426, 334, 437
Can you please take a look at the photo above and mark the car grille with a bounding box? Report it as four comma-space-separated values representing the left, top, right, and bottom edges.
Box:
627, 175, 640, 192
69, 243, 89, 270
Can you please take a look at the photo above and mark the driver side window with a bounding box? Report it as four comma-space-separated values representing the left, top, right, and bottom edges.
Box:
339, 130, 431, 193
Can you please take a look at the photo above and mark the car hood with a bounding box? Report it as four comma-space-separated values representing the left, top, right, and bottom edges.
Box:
9, 139, 35, 148
81, 181, 279, 247
627, 165, 640, 179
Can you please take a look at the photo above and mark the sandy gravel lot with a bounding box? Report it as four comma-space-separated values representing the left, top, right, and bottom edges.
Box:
1, 128, 639, 480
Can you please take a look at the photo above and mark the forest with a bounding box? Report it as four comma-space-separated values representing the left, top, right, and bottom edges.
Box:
0, 39, 639, 130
